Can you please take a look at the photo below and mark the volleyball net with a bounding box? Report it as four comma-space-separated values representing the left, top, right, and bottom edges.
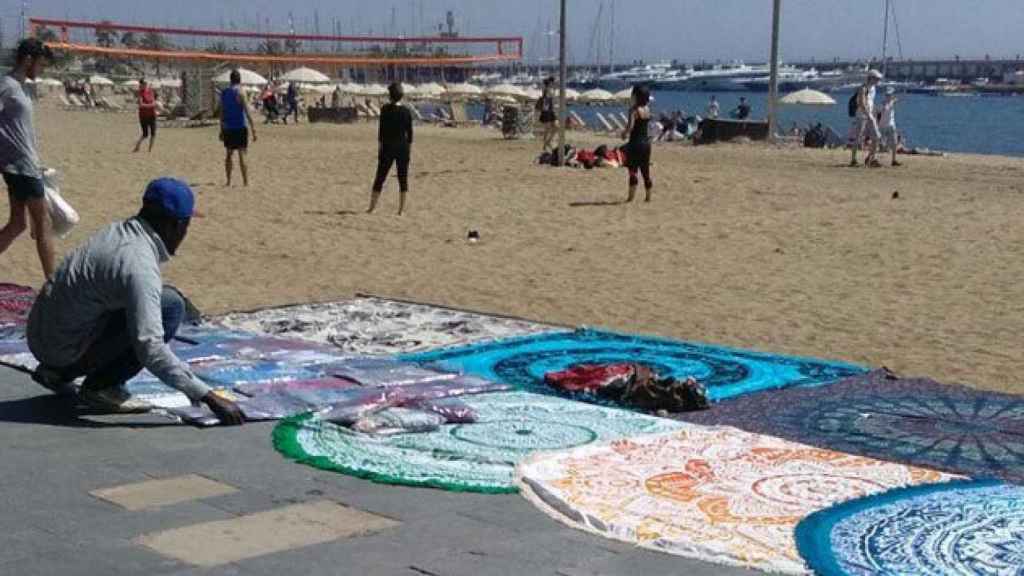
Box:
29, 18, 523, 68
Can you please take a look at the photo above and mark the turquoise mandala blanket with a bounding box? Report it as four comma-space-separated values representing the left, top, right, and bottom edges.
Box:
403, 329, 866, 403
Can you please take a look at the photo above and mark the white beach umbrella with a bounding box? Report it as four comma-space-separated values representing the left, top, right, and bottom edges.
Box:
363, 83, 389, 96
121, 79, 140, 88
416, 82, 446, 98
580, 88, 614, 102
281, 66, 331, 84
88, 75, 114, 86
445, 82, 483, 96
213, 67, 268, 86
522, 87, 543, 100
157, 77, 182, 88
487, 83, 527, 98
613, 88, 633, 101
563, 88, 581, 101
779, 88, 836, 106
337, 82, 363, 95
491, 95, 518, 104
37, 77, 63, 87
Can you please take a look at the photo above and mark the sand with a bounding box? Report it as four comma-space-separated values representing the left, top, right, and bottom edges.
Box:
3, 104, 1022, 394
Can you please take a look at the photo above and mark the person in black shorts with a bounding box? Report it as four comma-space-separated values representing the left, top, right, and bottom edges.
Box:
367, 82, 413, 216
537, 76, 557, 152
620, 84, 653, 203
218, 70, 258, 187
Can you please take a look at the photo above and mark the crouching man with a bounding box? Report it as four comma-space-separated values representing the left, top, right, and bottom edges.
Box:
27, 177, 243, 425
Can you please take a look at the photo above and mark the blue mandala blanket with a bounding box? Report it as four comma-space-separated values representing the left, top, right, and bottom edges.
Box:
402, 329, 865, 402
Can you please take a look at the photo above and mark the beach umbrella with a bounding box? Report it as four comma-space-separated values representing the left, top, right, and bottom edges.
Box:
337, 82, 363, 95
522, 87, 543, 100
362, 83, 389, 96
121, 79, 140, 88
445, 82, 483, 96
213, 67, 268, 86
157, 77, 182, 88
563, 88, 580, 101
487, 83, 527, 98
580, 88, 614, 103
281, 66, 330, 84
491, 95, 518, 104
88, 75, 114, 86
613, 88, 633, 101
779, 88, 836, 105
416, 82, 446, 98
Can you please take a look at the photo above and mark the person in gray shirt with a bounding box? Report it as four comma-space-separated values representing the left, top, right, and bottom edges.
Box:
28, 178, 243, 425
0, 38, 56, 280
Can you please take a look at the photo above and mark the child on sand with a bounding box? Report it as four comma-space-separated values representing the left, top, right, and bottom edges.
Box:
367, 82, 413, 216
621, 85, 654, 203
879, 87, 901, 167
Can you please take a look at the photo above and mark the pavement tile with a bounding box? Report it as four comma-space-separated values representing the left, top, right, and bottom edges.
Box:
90, 474, 238, 511
136, 500, 400, 567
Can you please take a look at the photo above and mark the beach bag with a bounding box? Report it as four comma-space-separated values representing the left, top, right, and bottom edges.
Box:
41, 168, 79, 238
847, 92, 859, 118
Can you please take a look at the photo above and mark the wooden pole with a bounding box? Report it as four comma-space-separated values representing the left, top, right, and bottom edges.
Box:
557, 0, 567, 166
766, 0, 782, 141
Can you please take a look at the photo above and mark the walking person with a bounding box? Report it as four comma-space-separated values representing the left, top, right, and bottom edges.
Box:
851, 70, 883, 168
367, 82, 413, 216
132, 78, 158, 153
285, 82, 299, 125
537, 76, 557, 152
0, 38, 56, 280
219, 70, 257, 187
879, 87, 901, 167
620, 85, 654, 203
27, 177, 244, 424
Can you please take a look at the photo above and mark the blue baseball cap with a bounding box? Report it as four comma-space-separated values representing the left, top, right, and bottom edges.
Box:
142, 178, 198, 219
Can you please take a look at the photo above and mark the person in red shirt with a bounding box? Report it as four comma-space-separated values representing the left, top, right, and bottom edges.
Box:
132, 79, 158, 153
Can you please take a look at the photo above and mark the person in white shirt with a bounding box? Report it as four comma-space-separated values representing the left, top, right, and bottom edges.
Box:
851, 70, 883, 168
706, 95, 720, 119
878, 87, 901, 166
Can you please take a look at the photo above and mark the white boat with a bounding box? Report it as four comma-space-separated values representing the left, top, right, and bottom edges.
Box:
597, 62, 678, 88
672, 62, 807, 91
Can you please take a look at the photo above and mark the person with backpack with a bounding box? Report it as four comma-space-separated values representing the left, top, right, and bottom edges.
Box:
850, 70, 883, 168
537, 77, 557, 153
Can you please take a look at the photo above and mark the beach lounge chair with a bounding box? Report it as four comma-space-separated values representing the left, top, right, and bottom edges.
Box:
594, 112, 616, 132
448, 101, 476, 127
58, 94, 78, 110
408, 104, 426, 123
609, 114, 626, 132
68, 94, 85, 108
355, 102, 373, 119
617, 112, 629, 126
569, 110, 588, 130
367, 102, 381, 117
102, 96, 123, 112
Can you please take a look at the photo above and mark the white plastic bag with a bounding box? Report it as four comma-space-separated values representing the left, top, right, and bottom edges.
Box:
41, 168, 79, 238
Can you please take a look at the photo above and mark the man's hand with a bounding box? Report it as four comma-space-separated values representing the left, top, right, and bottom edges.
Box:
202, 392, 244, 426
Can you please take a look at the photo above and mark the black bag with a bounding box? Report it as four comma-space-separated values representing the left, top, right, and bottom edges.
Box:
848, 91, 859, 118
534, 96, 545, 112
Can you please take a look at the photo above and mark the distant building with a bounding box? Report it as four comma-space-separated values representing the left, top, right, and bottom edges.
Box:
1003, 70, 1024, 85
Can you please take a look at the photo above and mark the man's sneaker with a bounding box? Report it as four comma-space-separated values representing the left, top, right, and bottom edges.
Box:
78, 386, 153, 413
31, 366, 78, 396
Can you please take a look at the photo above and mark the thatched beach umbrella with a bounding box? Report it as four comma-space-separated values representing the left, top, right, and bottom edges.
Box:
88, 75, 114, 86
281, 67, 330, 84
779, 88, 836, 106
213, 67, 268, 86
445, 83, 483, 97
613, 88, 633, 101
580, 88, 614, 103
521, 87, 543, 101
487, 83, 527, 99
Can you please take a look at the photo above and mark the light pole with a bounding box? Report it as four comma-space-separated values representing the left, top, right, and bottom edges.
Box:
557, 0, 567, 166
766, 0, 782, 141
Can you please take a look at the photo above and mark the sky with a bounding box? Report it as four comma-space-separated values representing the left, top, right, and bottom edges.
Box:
2, 0, 1022, 64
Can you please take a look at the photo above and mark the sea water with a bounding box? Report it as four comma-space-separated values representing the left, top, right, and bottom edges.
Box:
470, 91, 1024, 157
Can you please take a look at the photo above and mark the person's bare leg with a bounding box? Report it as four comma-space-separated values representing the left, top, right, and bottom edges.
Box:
224, 150, 234, 186
238, 150, 249, 187
366, 189, 381, 213
148, 134, 155, 153
0, 199, 28, 256
26, 198, 55, 279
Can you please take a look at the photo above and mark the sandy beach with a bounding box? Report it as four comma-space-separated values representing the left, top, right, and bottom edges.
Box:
4, 105, 1022, 394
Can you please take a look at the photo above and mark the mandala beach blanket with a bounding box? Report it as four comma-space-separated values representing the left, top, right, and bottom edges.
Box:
679, 369, 1024, 483
273, 391, 684, 493
405, 329, 866, 403
516, 426, 958, 574
0, 283, 35, 326
796, 480, 1024, 576
216, 296, 558, 356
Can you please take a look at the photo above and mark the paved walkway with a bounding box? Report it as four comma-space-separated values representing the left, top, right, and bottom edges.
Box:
0, 367, 757, 576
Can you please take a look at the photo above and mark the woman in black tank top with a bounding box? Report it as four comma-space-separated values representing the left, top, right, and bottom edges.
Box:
620, 84, 654, 202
